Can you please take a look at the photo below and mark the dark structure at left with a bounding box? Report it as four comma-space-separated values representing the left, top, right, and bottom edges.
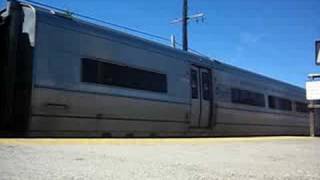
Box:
1, 1, 34, 136
0, 1, 309, 137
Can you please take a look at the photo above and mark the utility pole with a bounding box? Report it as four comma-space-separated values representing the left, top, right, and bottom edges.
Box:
182, 0, 188, 51
171, 0, 205, 51
171, 35, 176, 48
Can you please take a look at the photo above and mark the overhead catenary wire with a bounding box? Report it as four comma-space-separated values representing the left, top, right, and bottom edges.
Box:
20, 0, 209, 58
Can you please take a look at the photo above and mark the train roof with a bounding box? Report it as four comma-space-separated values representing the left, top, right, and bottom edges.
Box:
17, 1, 305, 93
213, 61, 305, 93
27, 1, 207, 60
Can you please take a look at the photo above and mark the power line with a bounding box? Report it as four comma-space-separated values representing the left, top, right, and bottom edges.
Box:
21, 0, 170, 42
20, 0, 208, 57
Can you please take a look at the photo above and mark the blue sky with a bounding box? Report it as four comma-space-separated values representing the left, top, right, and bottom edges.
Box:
1, 0, 319, 87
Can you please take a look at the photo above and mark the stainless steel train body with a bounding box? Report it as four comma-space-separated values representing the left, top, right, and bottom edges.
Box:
0, 1, 309, 137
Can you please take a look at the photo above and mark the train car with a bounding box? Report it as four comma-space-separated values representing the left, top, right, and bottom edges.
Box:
0, 1, 309, 137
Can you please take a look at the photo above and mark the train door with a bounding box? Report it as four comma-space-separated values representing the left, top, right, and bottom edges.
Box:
190, 65, 212, 128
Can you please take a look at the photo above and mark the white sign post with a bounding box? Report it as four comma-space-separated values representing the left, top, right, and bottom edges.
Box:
307, 41, 320, 136
306, 73, 320, 137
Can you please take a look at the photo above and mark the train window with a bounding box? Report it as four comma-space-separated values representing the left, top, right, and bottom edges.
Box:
202, 72, 211, 100
268, 96, 292, 111
81, 58, 167, 93
82, 59, 99, 83
191, 69, 198, 98
231, 88, 265, 107
295, 102, 308, 113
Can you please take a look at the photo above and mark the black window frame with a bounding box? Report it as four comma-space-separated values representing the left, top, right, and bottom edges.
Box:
268, 96, 292, 111
81, 58, 167, 93
295, 102, 308, 113
231, 88, 265, 107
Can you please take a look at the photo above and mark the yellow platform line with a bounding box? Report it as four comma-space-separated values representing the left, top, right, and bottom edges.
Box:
0, 136, 315, 145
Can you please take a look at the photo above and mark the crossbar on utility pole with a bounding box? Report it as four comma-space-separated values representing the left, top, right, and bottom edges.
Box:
171, 0, 205, 51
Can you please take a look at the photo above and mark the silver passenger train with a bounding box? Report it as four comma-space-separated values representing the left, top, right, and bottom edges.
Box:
0, 1, 309, 137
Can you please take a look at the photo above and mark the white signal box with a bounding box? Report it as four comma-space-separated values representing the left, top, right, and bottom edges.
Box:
306, 80, 320, 100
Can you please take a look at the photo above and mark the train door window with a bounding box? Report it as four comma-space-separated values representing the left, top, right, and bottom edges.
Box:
202, 71, 210, 100
191, 69, 198, 98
